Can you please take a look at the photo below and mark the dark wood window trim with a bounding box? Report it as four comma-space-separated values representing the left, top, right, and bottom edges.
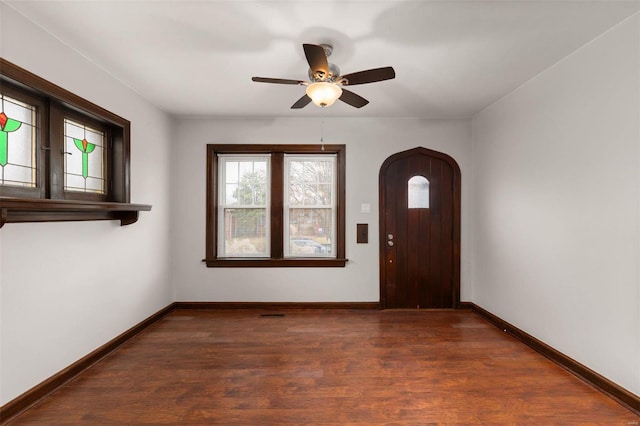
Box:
205, 144, 347, 267
0, 58, 150, 226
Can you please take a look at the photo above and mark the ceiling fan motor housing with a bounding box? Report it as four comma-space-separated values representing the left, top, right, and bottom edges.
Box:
309, 62, 341, 82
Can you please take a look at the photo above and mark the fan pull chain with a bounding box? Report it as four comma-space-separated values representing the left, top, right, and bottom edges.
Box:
320, 113, 325, 151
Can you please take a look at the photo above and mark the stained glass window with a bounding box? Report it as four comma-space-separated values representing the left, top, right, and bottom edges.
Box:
0, 94, 37, 188
408, 175, 429, 208
64, 118, 105, 194
1, 59, 139, 224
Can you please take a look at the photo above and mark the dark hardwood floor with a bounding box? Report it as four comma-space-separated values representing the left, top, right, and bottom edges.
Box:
7, 309, 639, 424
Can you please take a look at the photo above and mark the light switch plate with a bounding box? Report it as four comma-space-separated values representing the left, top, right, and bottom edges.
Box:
360, 203, 371, 214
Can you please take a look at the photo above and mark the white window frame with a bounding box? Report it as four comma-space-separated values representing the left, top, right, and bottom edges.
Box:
284, 154, 337, 258
217, 154, 271, 258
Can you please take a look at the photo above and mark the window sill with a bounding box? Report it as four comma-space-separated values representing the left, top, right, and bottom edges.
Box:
0, 197, 152, 228
204, 258, 348, 267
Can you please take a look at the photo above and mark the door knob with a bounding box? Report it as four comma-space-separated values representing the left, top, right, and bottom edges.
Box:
388, 240, 394, 247
387, 234, 394, 240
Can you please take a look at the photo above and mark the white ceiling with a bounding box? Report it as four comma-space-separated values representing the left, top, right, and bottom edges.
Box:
5, 1, 640, 118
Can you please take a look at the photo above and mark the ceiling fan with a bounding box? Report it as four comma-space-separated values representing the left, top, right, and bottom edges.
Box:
252, 43, 395, 109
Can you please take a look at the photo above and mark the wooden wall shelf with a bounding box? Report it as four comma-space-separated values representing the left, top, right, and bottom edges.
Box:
0, 197, 152, 227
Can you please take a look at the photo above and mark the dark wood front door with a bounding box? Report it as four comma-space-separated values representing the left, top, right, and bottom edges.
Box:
379, 147, 461, 309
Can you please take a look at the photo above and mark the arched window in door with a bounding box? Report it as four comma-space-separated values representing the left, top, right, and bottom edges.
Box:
408, 175, 429, 208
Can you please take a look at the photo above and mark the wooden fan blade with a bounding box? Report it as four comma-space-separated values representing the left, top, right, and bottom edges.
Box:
252, 77, 305, 85
339, 89, 369, 108
291, 94, 312, 109
340, 67, 396, 86
303, 44, 329, 77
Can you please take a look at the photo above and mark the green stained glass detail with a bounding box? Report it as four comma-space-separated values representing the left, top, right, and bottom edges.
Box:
64, 118, 104, 193
0, 132, 7, 167
73, 138, 96, 178
0, 111, 24, 167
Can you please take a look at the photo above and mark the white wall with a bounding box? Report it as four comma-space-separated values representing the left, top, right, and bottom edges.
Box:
472, 14, 640, 395
171, 117, 472, 303
0, 5, 174, 404
5, 0, 637, 409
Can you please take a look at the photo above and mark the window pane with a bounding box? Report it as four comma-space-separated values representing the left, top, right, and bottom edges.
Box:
1, 94, 37, 187
63, 119, 105, 194
287, 157, 334, 206
254, 161, 267, 174
3, 164, 34, 187
221, 158, 268, 207
226, 161, 238, 183
408, 175, 429, 208
223, 208, 268, 256
317, 183, 332, 204
287, 208, 334, 257
85, 176, 104, 192
225, 183, 238, 205
64, 173, 86, 192
3, 96, 35, 125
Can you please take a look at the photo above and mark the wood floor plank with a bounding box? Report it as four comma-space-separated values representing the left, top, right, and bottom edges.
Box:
7, 309, 639, 425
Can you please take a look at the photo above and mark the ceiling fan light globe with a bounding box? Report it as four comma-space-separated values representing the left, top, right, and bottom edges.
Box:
306, 82, 342, 107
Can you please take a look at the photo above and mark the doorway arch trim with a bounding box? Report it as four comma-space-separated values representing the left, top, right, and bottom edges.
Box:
378, 147, 462, 309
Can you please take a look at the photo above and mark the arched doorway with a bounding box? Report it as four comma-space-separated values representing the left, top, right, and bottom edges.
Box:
379, 147, 461, 309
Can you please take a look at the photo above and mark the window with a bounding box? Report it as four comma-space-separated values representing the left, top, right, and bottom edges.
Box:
0, 86, 45, 198
285, 155, 336, 258
218, 155, 270, 257
206, 144, 346, 267
0, 59, 150, 226
63, 117, 107, 195
408, 175, 429, 209
0, 94, 36, 188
